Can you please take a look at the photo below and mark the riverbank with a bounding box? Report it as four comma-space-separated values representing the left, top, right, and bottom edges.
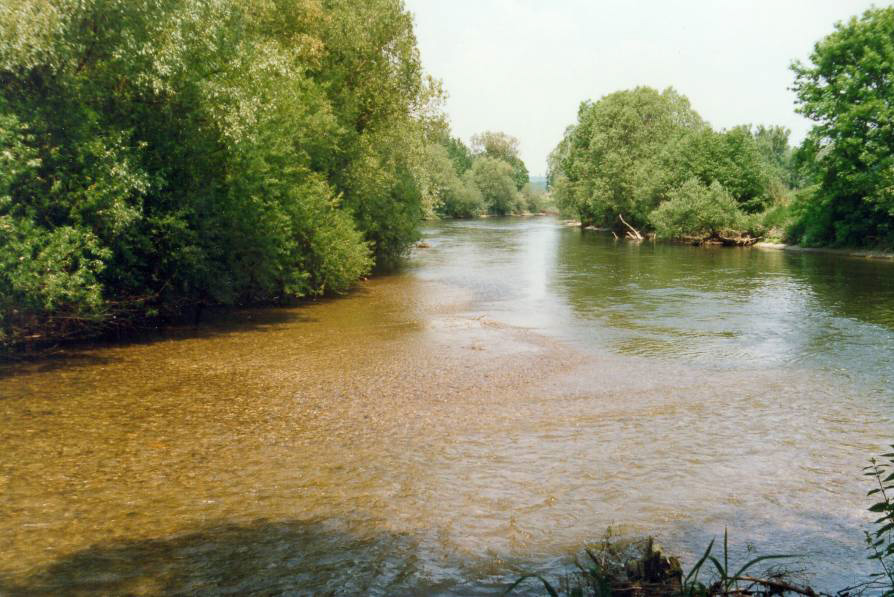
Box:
567, 221, 894, 260
754, 242, 894, 261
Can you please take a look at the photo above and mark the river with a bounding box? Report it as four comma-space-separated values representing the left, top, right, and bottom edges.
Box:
1, 217, 893, 595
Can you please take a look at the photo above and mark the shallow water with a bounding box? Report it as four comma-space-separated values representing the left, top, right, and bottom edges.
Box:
1, 217, 893, 595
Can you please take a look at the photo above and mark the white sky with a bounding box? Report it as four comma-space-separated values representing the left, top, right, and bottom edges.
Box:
405, 0, 882, 176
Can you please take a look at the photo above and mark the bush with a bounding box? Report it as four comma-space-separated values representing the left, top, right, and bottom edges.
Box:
649, 179, 745, 239
864, 447, 894, 596
0, 217, 109, 346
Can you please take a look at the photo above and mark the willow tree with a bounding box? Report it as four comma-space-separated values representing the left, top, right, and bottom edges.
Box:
553, 87, 705, 230
656, 125, 773, 213
0, 0, 437, 347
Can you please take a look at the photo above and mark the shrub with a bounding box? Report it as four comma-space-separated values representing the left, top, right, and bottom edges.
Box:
649, 179, 745, 239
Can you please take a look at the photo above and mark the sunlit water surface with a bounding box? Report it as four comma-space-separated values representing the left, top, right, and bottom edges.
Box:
1, 217, 893, 595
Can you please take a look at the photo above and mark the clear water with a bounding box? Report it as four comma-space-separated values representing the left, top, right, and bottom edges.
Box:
1, 217, 892, 595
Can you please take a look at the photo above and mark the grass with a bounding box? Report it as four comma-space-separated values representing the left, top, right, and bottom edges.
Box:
505, 530, 802, 596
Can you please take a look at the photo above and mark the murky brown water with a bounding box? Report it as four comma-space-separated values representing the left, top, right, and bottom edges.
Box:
1, 217, 893, 595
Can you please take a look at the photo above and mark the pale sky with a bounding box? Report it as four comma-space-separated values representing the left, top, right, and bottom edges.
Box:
405, 0, 882, 177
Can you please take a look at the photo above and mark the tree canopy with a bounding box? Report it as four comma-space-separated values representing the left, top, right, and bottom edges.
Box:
549, 86, 794, 239
471, 131, 530, 191
471, 157, 520, 216
0, 0, 440, 347
551, 87, 705, 229
789, 6, 894, 247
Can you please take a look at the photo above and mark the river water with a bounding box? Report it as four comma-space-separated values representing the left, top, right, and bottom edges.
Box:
1, 217, 893, 595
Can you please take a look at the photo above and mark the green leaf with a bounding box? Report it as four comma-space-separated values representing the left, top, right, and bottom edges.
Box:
684, 538, 715, 586
707, 555, 727, 580
733, 554, 798, 580
503, 575, 559, 597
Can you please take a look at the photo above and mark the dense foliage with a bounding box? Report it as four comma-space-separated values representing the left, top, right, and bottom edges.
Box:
549, 86, 795, 240
470, 156, 520, 216
789, 6, 894, 248
649, 179, 745, 239
548, 7, 894, 250
0, 0, 446, 347
420, 129, 541, 219
471, 131, 530, 191
549, 87, 703, 230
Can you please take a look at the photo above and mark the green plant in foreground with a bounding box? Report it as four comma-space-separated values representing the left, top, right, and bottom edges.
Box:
864, 446, 894, 596
504, 573, 560, 597
506, 529, 798, 596
682, 529, 797, 596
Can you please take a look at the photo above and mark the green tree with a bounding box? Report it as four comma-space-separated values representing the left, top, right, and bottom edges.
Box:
420, 142, 484, 219
554, 86, 705, 230
311, 0, 438, 263
658, 125, 772, 213
471, 157, 519, 216
0, 107, 109, 345
791, 6, 894, 247
520, 183, 547, 213
752, 124, 796, 188
438, 171, 484, 218
546, 125, 577, 217
471, 131, 529, 190
552, 86, 794, 237
444, 136, 474, 175
0, 0, 433, 348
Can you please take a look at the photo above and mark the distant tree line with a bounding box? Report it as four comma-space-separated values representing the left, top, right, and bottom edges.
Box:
548, 87, 793, 241
419, 129, 546, 220
549, 6, 894, 249
0, 0, 537, 349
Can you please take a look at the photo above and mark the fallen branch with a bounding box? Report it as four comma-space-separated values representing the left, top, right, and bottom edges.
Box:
718, 235, 760, 247
618, 214, 643, 240
733, 575, 826, 597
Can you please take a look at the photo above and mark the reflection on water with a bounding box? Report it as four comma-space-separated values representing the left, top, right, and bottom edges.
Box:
548, 226, 894, 371
1, 217, 893, 594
